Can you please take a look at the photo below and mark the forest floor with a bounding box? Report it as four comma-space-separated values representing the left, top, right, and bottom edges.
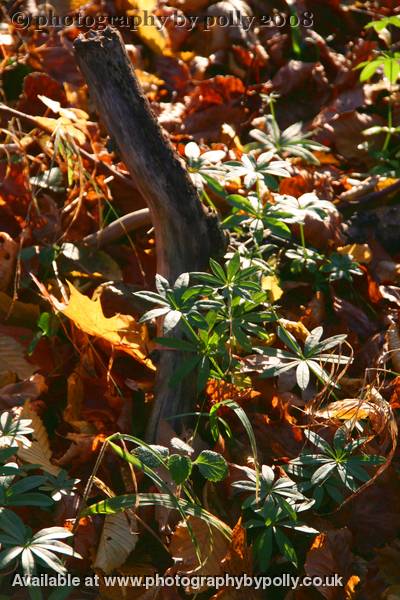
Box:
1, 1, 400, 599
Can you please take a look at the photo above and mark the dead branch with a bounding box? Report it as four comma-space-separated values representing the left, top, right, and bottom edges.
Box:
337, 178, 400, 214
82, 208, 151, 247
73, 27, 225, 442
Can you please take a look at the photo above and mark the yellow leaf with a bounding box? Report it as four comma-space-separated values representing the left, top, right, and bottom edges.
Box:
38, 95, 89, 122
261, 275, 283, 302
279, 318, 310, 342
136, 69, 165, 90
337, 243, 372, 264
376, 177, 398, 191
0, 335, 37, 379
34, 116, 87, 145
137, 20, 169, 54
313, 151, 340, 165
127, 0, 170, 54
314, 398, 376, 420
345, 575, 361, 599
56, 282, 154, 370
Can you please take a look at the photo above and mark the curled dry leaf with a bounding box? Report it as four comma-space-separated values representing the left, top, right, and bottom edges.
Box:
313, 396, 390, 424
210, 518, 263, 599
305, 528, 354, 600
295, 205, 344, 250
337, 243, 372, 264
94, 512, 138, 574
279, 319, 310, 343
18, 400, 61, 476
322, 111, 385, 161
0, 334, 38, 380
0, 373, 47, 409
0, 232, 18, 291
55, 433, 106, 468
0, 292, 39, 329
387, 323, 400, 373
169, 517, 231, 591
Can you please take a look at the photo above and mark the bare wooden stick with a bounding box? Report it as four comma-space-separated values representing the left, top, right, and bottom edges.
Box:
74, 27, 225, 442
82, 208, 151, 247
337, 178, 400, 214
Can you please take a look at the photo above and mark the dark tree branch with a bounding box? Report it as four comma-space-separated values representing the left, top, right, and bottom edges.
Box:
73, 27, 225, 442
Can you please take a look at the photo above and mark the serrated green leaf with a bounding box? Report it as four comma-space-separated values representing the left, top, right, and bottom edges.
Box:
168, 454, 192, 484
195, 451, 228, 482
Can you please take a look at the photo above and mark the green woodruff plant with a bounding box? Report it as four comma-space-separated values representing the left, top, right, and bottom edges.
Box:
0, 412, 80, 584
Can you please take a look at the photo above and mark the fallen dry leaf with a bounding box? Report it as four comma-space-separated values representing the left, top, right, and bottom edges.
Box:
18, 401, 60, 476
169, 517, 231, 591
53, 282, 154, 370
94, 512, 138, 574
0, 373, 47, 409
337, 243, 372, 264
0, 334, 37, 380
305, 529, 354, 600
0, 232, 18, 291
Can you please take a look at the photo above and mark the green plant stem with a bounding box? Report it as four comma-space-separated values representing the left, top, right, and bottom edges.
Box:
269, 96, 277, 123
181, 314, 200, 342
383, 61, 393, 152
202, 187, 218, 211
226, 288, 234, 375
299, 222, 307, 258
383, 91, 393, 152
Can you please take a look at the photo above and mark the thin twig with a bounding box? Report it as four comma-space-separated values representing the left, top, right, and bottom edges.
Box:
82, 208, 151, 247
337, 178, 400, 213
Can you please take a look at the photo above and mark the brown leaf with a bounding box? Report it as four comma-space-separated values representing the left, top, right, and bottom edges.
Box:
0, 292, 40, 329
55, 433, 106, 468
0, 373, 47, 409
219, 518, 253, 577
17, 72, 67, 116
18, 400, 60, 476
169, 517, 231, 591
322, 111, 385, 162
305, 528, 354, 600
0, 232, 17, 291
332, 296, 377, 340
339, 472, 400, 553
0, 334, 38, 380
